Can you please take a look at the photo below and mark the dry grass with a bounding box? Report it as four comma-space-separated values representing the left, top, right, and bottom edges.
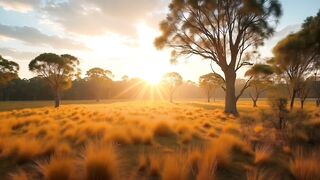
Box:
83, 143, 120, 180
153, 121, 175, 137
290, 150, 320, 180
254, 146, 272, 164
0, 101, 318, 179
37, 155, 75, 180
10, 170, 29, 180
162, 154, 188, 180
148, 154, 161, 177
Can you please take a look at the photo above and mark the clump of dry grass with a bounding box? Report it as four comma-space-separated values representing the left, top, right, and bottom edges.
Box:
137, 154, 149, 173
1, 138, 44, 163
103, 131, 132, 145
148, 155, 161, 177
162, 154, 188, 180
37, 155, 75, 180
153, 121, 175, 137
290, 150, 320, 180
10, 170, 29, 180
83, 143, 120, 180
187, 149, 201, 175
254, 125, 264, 134
197, 154, 217, 180
128, 128, 152, 145
254, 146, 272, 164
222, 124, 241, 135
246, 168, 271, 180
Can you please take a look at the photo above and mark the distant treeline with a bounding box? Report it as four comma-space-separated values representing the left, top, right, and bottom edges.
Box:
1, 76, 319, 101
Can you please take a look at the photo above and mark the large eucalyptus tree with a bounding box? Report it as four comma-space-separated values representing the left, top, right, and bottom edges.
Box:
155, 0, 282, 115
29, 53, 80, 107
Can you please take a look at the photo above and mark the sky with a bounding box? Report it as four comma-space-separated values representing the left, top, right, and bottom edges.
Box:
0, 0, 319, 83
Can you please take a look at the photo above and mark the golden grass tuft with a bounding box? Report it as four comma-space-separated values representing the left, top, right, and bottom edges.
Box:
290, 150, 320, 180
103, 131, 132, 145
148, 155, 161, 177
10, 170, 29, 180
254, 146, 272, 164
162, 154, 188, 180
222, 124, 241, 135
83, 143, 120, 180
254, 125, 264, 134
246, 168, 271, 180
137, 154, 149, 172
1, 138, 44, 163
37, 155, 75, 180
153, 121, 175, 137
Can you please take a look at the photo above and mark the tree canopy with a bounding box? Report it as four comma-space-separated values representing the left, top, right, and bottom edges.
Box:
271, 10, 320, 110
86, 67, 113, 101
155, 0, 282, 115
161, 72, 183, 102
29, 53, 80, 107
0, 55, 19, 87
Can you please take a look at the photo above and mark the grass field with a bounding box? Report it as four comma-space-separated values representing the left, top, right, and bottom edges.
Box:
0, 100, 319, 180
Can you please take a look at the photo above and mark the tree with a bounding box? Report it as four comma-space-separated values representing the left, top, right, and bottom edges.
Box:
297, 77, 313, 109
161, 72, 183, 102
86, 67, 113, 102
29, 53, 80, 108
199, 73, 224, 102
0, 55, 19, 100
155, 0, 282, 115
272, 30, 319, 110
245, 64, 274, 107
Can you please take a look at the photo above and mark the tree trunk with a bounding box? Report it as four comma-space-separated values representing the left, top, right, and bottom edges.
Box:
300, 99, 304, 109
169, 92, 173, 103
207, 90, 210, 103
290, 89, 296, 111
253, 100, 257, 107
224, 71, 238, 115
54, 91, 60, 108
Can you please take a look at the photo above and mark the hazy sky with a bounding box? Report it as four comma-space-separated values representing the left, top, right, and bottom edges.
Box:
0, 0, 319, 83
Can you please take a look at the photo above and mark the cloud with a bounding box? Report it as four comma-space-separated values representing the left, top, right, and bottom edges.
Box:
0, 24, 89, 50
40, 0, 169, 36
0, 47, 37, 61
0, 0, 40, 13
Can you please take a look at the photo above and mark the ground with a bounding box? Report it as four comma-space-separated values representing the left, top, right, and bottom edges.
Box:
0, 100, 319, 180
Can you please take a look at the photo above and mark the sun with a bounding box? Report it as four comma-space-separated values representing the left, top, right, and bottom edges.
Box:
139, 68, 162, 85
143, 74, 161, 85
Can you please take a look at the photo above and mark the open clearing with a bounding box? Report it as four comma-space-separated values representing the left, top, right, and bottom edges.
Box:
0, 100, 319, 180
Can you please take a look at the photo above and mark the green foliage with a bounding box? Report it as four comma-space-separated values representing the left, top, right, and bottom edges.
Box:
155, 0, 282, 114
245, 64, 274, 77
29, 53, 80, 91
199, 73, 225, 90
86, 68, 113, 101
29, 53, 80, 107
0, 55, 19, 87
